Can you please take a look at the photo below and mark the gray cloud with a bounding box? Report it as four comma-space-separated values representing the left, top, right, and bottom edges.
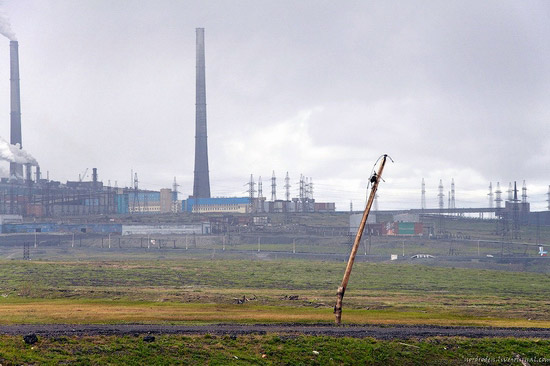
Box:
0, 0, 547, 209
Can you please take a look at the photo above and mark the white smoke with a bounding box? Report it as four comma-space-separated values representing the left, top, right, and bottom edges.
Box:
0, 136, 37, 166
0, 5, 15, 41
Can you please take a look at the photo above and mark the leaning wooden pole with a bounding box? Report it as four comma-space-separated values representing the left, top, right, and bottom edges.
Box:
334, 154, 388, 325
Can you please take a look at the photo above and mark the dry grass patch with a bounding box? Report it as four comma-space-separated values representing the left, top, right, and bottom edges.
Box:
1, 300, 550, 328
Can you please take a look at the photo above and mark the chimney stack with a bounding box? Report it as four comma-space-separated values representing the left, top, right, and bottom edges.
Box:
192, 28, 211, 198
92, 168, 98, 191
25, 163, 31, 183
9, 41, 22, 178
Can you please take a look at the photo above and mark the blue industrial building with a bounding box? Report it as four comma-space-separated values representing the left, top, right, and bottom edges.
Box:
2, 223, 122, 234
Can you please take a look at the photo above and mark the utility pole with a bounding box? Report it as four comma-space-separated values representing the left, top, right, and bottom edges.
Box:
334, 154, 390, 325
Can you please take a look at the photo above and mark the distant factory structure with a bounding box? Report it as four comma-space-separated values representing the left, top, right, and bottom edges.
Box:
10, 28, 550, 221
179, 172, 336, 214
0, 29, 338, 218
179, 28, 335, 214
247, 172, 335, 213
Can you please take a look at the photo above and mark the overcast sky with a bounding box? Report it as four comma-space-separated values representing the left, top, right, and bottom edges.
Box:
0, 0, 548, 211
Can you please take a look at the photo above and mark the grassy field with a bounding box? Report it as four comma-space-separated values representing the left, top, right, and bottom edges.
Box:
2, 215, 549, 363
1, 259, 550, 327
0, 334, 549, 365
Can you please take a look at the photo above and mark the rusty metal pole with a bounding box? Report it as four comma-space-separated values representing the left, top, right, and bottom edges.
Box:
335, 154, 388, 325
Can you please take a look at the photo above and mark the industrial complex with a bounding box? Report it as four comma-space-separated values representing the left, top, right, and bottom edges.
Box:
0, 28, 336, 220
0, 27, 547, 236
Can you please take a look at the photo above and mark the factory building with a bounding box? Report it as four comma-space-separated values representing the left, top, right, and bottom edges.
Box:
349, 213, 423, 236
182, 197, 251, 213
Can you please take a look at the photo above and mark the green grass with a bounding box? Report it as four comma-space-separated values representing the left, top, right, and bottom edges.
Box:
1, 259, 549, 296
0, 334, 549, 365
1, 259, 550, 326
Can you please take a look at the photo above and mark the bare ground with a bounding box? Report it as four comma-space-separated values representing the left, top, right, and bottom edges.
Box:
1, 324, 550, 339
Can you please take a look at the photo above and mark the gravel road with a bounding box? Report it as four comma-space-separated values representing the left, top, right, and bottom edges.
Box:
1, 324, 549, 339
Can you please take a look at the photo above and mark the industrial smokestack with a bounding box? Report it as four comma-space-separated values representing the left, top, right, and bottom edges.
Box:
35, 165, 41, 182
92, 167, 98, 191
25, 162, 31, 183
192, 28, 211, 198
9, 40, 22, 179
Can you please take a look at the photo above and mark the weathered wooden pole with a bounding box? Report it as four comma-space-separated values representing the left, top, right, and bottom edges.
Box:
334, 154, 389, 325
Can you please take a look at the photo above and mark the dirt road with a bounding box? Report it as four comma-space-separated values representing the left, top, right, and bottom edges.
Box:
1, 324, 550, 339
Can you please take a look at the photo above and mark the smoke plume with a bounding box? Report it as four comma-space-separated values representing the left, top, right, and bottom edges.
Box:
0, 6, 15, 41
0, 136, 37, 166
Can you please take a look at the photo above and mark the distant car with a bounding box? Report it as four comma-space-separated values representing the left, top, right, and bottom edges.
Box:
410, 254, 434, 259
486, 254, 494, 258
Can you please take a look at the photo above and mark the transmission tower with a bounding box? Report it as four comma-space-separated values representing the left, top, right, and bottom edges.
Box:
246, 174, 256, 201
547, 185, 550, 211
298, 175, 307, 212
507, 182, 513, 201
258, 176, 263, 199
350, 200, 353, 213
437, 179, 444, 210
172, 177, 180, 212
495, 181, 508, 238
450, 178, 456, 210
284, 172, 290, 201
488, 182, 494, 209
132, 172, 140, 213
437, 179, 445, 235
522, 180, 527, 203
299, 175, 304, 200
257, 176, 263, 213
495, 182, 502, 209
421, 178, 426, 210
511, 181, 520, 239
271, 171, 276, 201
245, 174, 256, 213
23, 241, 30, 260
172, 177, 179, 199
